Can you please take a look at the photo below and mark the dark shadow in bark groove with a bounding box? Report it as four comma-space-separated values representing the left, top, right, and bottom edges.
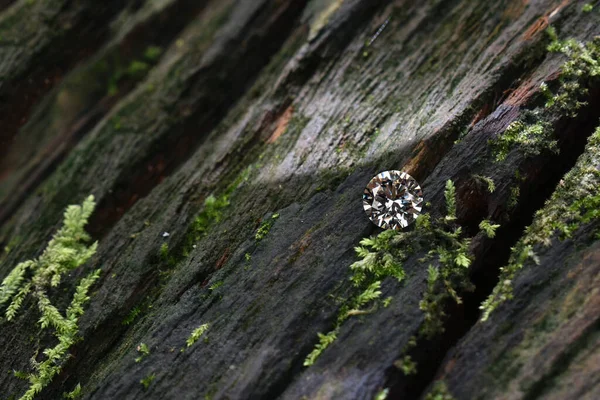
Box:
0, 0, 213, 230
0, 0, 132, 161
0, 0, 15, 13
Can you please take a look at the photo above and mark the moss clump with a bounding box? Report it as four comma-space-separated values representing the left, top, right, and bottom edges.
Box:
444, 179, 457, 220
582, 4, 594, 12
481, 125, 600, 321
143, 46, 163, 62
490, 119, 556, 162
122, 306, 142, 326
305, 180, 476, 365
181, 166, 252, 257
140, 373, 156, 390
491, 32, 600, 162
186, 323, 210, 348
545, 31, 600, 116
255, 213, 280, 241
304, 330, 338, 366
0, 196, 101, 400
425, 381, 455, 400
373, 388, 389, 400
472, 175, 496, 193
398, 355, 417, 375
508, 186, 520, 209
63, 384, 82, 400
135, 343, 150, 363
479, 220, 501, 238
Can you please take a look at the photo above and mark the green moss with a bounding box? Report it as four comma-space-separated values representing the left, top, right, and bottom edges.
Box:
373, 388, 389, 400
135, 343, 150, 363
472, 175, 496, 193
159, 242, 177, 268
490, 32, 599, 162
444, 180, 457, 221
126, 60, 150, 79
490, 119, 556, 162
62, 384, 82, 400
382, 296, 393, 307
0, 196, 100, 400
186, 323, 210, 348
181, 166, 252, 257
305, 180, 476, 365
209, 280, 224, 291
545, 33, 600, 116
144, 46, 163, 62
122, 306, 142, 326
398, 355, 417, 375
140, 373, 156, 390
481, 126, 600, 321
582, 3, 594, 12
508, 186, 520, 209
255, 213, 280, 241
425, 381, 455, 400
479, 220, 501, 238
304, 330, 338, 366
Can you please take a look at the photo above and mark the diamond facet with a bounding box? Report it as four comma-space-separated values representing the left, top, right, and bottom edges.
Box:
363, 170, 423, 230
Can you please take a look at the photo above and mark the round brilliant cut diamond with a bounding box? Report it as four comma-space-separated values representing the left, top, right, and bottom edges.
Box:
363, 170, 423, 230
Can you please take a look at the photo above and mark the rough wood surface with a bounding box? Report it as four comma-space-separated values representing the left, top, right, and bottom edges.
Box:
0, 0, 599, 399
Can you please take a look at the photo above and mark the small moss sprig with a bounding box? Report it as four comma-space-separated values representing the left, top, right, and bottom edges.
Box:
135, 343, 150, 363
63, 383, 82, 400
398, 355, 417, 375
425, 381, 456, 400
140, 373, 156, 390
255, 213, 280, 241
374, 388, 389, 400
0, 196, 101, 400
304, 330, 338, 366
479, 220, 501, 238
472, 175, 496, 193
444, 180, 457, 220
186, 323, 210, 348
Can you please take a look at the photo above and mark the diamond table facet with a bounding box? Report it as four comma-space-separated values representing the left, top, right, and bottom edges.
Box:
363, 170, 423, 230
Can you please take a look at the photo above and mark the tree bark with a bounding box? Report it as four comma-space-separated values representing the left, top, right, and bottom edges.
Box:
0, 0, 599, 399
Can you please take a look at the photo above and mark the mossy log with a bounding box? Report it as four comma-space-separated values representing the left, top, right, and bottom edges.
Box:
0, 0, 599, 399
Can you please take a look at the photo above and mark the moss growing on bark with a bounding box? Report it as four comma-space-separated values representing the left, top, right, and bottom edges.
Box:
304, 180, 476, 365
0, 196, 100, 400
140, 373, 156, 390
255, 213, 280, 241
62, 383, 82, 400
135, 343, 150, 363
186, 323, 210, 348
490, 32, 599, 162
490, 119, 556, 162
481, 125, 600, 321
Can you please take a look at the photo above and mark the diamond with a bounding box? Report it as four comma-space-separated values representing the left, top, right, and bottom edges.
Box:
363, 170, 423, 230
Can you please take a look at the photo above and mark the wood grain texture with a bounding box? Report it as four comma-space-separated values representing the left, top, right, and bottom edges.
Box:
0, 0, 598, 399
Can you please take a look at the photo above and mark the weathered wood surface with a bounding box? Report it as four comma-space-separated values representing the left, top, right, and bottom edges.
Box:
0, 0, 599, 399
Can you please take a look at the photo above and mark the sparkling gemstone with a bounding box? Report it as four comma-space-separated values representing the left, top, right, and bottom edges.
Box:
363, 170, 423, 230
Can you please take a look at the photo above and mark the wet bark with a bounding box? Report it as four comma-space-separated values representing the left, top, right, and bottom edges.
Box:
0, 0, 599, 399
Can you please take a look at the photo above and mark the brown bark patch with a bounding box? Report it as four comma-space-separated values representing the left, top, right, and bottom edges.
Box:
215, 248, 231, 270
268, 105, 294, 143
522, 15, 549, 41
